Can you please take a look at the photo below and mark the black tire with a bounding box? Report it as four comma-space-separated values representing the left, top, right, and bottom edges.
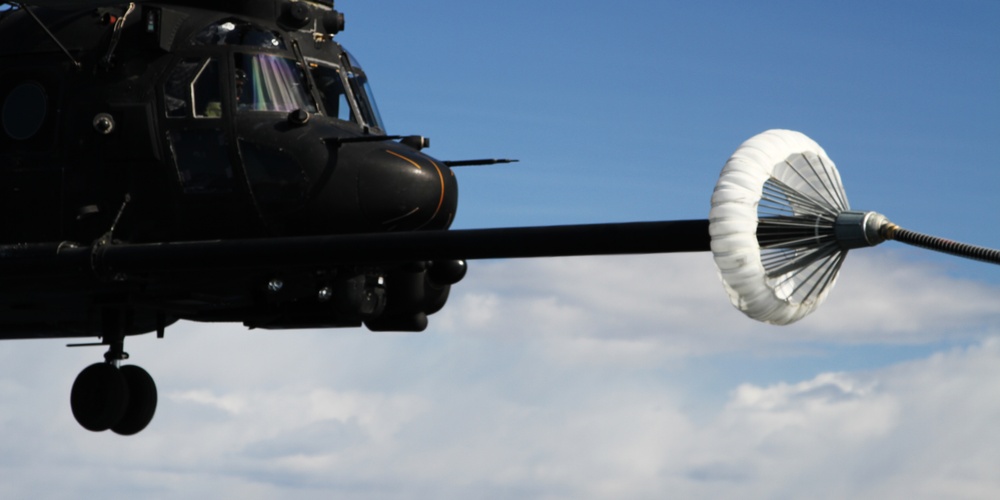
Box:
70, 363, 128, 432
111, 365, 158, 436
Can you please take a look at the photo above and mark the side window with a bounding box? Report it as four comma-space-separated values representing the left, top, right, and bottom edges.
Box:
164, 59, 199, 118
192, 59, 222, 118
164, 58, 222, 119
347, 71, 383, 130
309, 64, 352, 122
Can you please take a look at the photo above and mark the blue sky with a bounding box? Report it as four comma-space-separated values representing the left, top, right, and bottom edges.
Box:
2, 1, 1000, 498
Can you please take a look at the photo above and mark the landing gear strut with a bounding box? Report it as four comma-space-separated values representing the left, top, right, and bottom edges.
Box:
69, 314, 158, 435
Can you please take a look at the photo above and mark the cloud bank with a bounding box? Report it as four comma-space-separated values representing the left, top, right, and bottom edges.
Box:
0, 252, 998, 499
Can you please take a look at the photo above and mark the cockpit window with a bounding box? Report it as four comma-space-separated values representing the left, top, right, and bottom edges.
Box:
346, 70, 384, 132
234, 53, 316, 113
342, 51, 385, 131
309, 63, 352, 122
193, 18, 285, 49
192, 59, 223, 117
164, 57, 222, 118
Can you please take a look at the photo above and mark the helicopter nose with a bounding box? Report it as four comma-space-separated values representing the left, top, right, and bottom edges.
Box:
358, 146, 458, 231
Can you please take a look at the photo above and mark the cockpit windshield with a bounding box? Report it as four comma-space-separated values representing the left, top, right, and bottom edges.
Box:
346, 70, 384, 132
309, 62, 352, 122
234, 53, 316, 113
306, 51, 385, 132
343, 51, 385, 132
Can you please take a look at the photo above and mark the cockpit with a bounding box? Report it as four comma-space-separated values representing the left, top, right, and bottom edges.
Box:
163, 18, 385, 133
155, 14, 418, 237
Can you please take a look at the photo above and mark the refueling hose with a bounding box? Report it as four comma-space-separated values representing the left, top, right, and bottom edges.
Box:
881, 223, 1000, 265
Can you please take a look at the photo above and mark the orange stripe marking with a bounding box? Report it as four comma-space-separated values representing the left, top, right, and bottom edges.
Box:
385, 149, 422, 170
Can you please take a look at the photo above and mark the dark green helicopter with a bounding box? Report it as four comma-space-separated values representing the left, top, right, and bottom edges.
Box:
0, 0, 711, 435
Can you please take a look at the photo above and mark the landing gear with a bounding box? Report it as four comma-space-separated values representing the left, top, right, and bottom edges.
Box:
70, 363, 157, 435
69, 318, 158, 435
70, 363, 129, 432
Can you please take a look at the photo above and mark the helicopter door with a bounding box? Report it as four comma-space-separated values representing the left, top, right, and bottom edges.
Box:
161, 56, 251, 238
163, 57, 232, 193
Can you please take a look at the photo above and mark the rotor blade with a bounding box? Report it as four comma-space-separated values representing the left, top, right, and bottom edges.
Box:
0, 220, 711, 276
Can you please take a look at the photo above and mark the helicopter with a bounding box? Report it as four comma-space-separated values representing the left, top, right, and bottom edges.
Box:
2, 0, 997, 436
0, 0, 717, 435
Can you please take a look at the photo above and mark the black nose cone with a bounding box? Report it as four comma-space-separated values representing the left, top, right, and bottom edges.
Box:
358, 146, 457, 231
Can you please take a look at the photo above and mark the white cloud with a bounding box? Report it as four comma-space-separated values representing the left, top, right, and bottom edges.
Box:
670, 339, 1000, 499
437, 252, 1000, 355
168, 386, 428, 443
0, 252, 998, 499
804, 251, 1000, 339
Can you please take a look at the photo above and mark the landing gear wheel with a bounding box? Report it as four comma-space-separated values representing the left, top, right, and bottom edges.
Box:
70, 363, 128, 432
112, 365, 157, 436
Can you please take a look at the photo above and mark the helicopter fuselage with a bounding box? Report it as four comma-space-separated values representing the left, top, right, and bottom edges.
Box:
0, 1, 461, 337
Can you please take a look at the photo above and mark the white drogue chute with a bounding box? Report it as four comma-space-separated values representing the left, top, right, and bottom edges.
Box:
710, 130, 877, 324
710, 129, 1000, 325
